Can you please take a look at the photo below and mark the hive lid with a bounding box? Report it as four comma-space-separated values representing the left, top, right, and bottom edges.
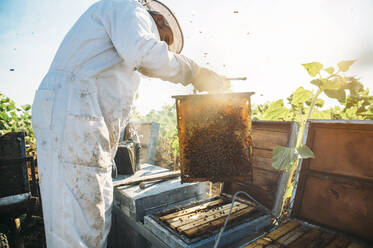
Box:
290, 120, 373, 243
174, 92, 255, 183
222, 121, 298, 216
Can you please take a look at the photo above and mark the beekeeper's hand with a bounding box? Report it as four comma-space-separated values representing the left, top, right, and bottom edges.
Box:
192, 67, 230, 93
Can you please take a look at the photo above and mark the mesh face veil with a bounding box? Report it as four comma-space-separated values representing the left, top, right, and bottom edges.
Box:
141, 0, 184, 53
148, 11, 174, 46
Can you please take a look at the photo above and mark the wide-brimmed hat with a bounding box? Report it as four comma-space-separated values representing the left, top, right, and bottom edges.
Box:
142, 0, 184, 53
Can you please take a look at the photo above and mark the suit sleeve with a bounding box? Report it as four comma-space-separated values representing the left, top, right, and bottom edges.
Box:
102, 0, 199, 85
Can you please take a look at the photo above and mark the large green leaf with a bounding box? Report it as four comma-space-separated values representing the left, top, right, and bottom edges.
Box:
320, 78, 347, 103
324, 88, 346, 103
324, 67, 335, 74
302, 62, 323, 77
323, 78, 346, 90
272, 146, 298, 170
296, 145, 315, 159
291, 87, 313, 106
272, 145, 316, 171
337, 60, 355, 72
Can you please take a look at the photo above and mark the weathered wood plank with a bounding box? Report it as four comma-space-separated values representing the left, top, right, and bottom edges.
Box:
252, 148, 272, 158
244, 221, 301, 248
250, 168, 279, 192
252, 121, 291, 134
183, 207, 255, 237
244, 237, 272, 248
251, 129, 289, 150
159, 199, 224, 221
307, 127, 373, 180
266, 221, 300, 240
275, 225, 309, 246
177, 205, 253, 232
167, 202, 246, 228
287, 229, 321, 248
252, 153, 277, 172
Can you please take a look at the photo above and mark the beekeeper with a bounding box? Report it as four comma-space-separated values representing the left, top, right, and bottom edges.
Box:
32, 0, 227, 247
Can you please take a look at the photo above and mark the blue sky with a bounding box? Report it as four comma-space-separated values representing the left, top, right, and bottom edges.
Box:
1, 0, 373, 114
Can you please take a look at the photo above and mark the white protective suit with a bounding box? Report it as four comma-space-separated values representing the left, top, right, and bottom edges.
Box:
32, 0, 199, 247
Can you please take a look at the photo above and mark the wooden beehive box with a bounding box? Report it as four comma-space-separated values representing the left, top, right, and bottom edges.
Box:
244, 120, 373, 248
223, 120, 298, 215
143, 121, 299, 247
0, 132, 29, 198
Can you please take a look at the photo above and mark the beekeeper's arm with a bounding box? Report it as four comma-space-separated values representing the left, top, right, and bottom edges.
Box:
102, 1, 226, 92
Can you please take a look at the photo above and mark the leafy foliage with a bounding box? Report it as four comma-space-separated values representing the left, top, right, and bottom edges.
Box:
270, 60, 373, 171
0, 92, 35, 157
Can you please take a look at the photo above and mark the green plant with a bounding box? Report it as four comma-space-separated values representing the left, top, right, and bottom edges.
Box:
271, 60, 369, 171
0, 92, 35, 157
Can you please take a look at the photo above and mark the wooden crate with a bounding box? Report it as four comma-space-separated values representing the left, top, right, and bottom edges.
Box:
244, 120, 373, 248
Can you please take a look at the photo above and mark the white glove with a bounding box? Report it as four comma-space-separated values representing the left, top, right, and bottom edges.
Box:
192, 67, 230, 93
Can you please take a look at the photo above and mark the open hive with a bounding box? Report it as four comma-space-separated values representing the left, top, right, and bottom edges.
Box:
173, 92, 255, 183
144, 120, 372, 247
144, 121, 299, 247
153, 196, 264, 240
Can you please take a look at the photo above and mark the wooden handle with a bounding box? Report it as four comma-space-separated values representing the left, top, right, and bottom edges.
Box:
114, 171, 181, 187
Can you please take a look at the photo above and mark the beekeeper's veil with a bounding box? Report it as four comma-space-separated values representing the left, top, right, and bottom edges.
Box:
142, 0, 184, 54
